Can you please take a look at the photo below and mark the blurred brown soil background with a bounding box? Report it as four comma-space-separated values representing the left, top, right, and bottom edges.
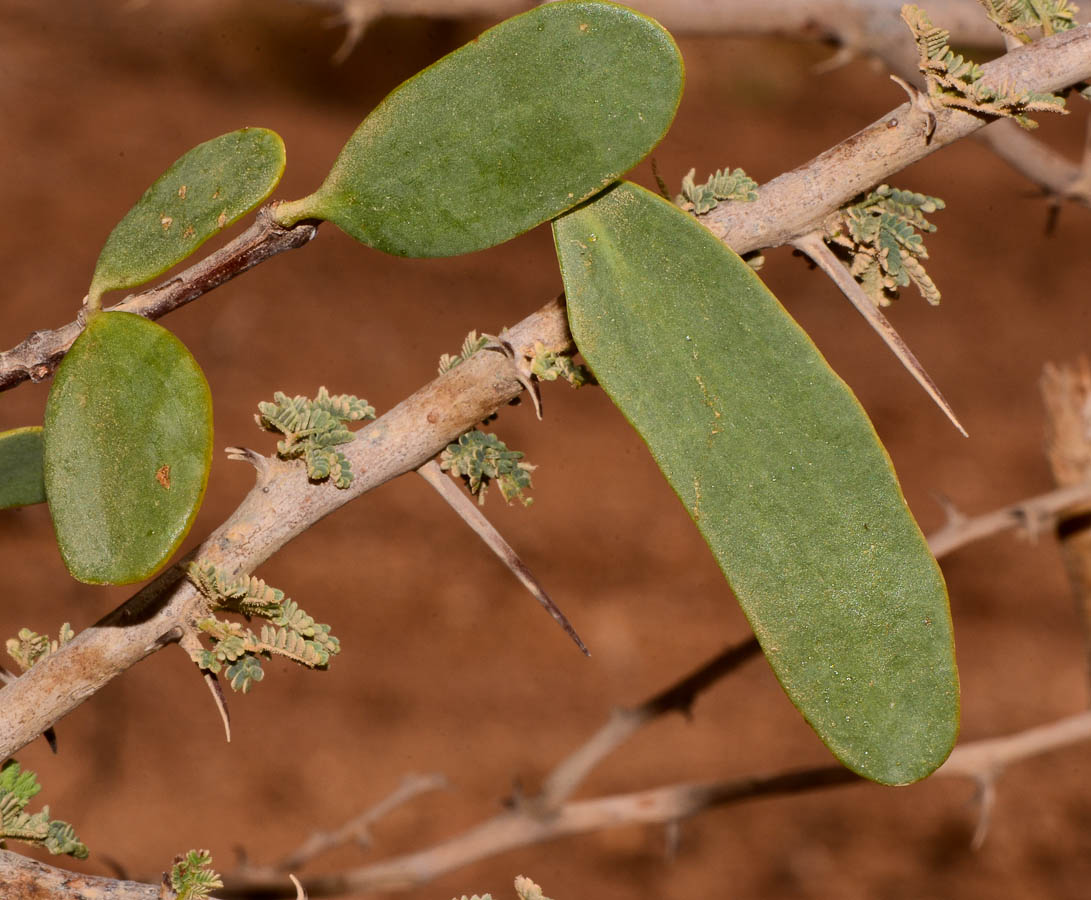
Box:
2, 2, 1091, 898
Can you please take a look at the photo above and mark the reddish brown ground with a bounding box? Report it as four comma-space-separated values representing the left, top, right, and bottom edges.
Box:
2, 3, 1091, 899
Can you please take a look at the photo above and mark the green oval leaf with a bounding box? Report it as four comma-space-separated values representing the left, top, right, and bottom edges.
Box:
278, 1, 683, 257
553, 182, 959, 785
43, 312, 213, 584
0, 427, 45, 509
88, 128, 286, 305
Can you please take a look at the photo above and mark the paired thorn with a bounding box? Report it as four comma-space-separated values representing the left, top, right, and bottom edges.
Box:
890, 74, 938, 142
482, 333, 544, 420
792, 232, 968, 437
417, 459, 589, 655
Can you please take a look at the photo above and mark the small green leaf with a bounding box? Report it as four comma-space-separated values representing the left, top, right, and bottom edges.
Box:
43, 312, 213, 584
553, 182, 958, 784
0, 427, 45, 509
88, 128, 286, 305
277, 1, 683, 257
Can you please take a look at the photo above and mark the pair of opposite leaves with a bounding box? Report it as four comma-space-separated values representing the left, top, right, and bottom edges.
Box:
11, 0, 956, 785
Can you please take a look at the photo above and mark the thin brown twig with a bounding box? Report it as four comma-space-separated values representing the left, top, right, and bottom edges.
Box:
535, 636, 763, 810
0, 208, 318, 392
272, 773, 448, 874
926, 481, 1091, 558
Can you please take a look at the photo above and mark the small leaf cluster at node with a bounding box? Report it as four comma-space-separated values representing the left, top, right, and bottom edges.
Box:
6, 623, 74, 671
438, 330, 492, 375
824, 184, 945, 306
676, 166, 757, 215
441, 430, 535, 506
257, 386, 376, 488
187, 562, 341, 693
903, 4, 1066, 129
528, 341, 592, 388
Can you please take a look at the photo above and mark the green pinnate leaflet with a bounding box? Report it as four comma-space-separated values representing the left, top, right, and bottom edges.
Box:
88, 127, 285, 306
43, 312, 213, 584
553, 182, 958, 785
276, 1, 683, 257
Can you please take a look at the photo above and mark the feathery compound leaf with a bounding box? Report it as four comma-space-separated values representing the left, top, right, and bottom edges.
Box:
440, 430, 535, 506
170, 849, 224, 900
0, 427, 45, 509
439, 331, 491, 375
257, 387, 375, 488
88, 129, 285, 306
187, 563, 341, 691
225, 655, 265, 693
43, 312, 213, 584
528, 342, 592, 387
0, 761, 87, 859
275, 1, 683, 257
676, 166, 758, 214
979, 0, 1080, 40
6, 623, 74, 672
825, 184, 945, 306
902, 5, 1066, 128
553, 182, 958, 784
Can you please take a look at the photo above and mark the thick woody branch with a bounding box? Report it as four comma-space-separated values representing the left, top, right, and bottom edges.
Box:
706, 25, 1091, 255
0, 298, 572, 761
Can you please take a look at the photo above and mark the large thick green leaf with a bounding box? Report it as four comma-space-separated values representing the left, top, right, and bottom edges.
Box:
553, 182, 958, 785
88, 128, 286, 305
0, 427, 45, 509
276, 1, 682, 257
43, 312, 213, 584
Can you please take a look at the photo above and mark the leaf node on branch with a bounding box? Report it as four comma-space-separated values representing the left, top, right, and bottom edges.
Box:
256, 386, 376, 488
5, 623, 74, 672
903, 4, 1067, 129
439, 330, 492, 375
527, 341, 592, 387
823, 183, 945, 306
186, 562, 341, 693
440, 430, 535, 506
676, 166, 758, 215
